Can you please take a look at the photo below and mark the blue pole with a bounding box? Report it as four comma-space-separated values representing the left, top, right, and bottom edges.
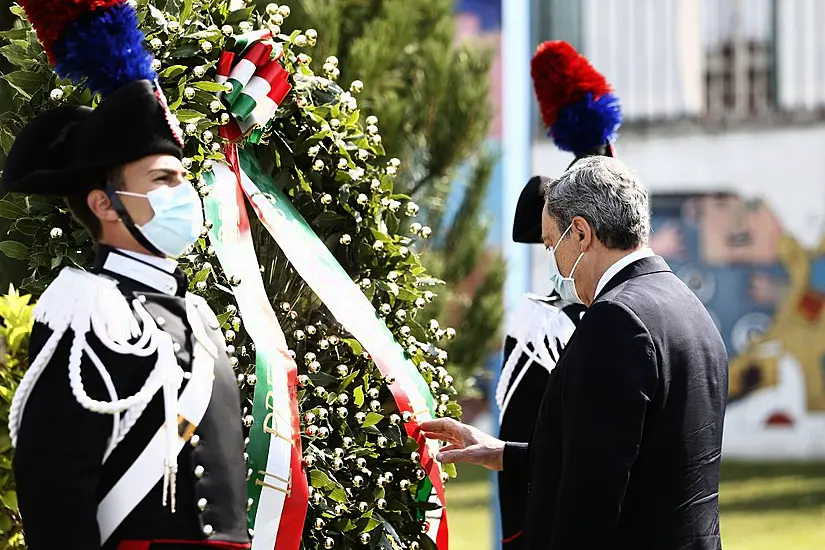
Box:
502, 0, 533, 321
499, 1, 531, 548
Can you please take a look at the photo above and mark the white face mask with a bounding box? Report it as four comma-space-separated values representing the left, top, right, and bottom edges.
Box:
117, 183, 204, 258
548, 223, 585, 305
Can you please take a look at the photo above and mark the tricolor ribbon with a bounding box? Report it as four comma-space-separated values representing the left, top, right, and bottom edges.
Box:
216, 34, 292, 144
203, 148, 308, 550
214, 145, 449, 549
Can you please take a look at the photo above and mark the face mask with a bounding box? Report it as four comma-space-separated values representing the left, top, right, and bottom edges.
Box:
117, 183, 204, 258
548, 223, 585, 305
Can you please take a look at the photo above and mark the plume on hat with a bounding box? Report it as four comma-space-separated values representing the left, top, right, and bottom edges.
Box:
530, 40, 622, 155
20, 0, 156, 97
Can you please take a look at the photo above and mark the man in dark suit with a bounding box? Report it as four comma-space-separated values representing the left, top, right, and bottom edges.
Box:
421, 156, 728, 550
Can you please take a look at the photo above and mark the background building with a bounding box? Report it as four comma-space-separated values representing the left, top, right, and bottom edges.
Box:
529, 0, 825, 459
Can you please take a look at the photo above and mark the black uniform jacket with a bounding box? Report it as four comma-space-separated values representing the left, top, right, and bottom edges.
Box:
496, 295, 585, 550
14, 247, 249, 550
504, 255, 728, 550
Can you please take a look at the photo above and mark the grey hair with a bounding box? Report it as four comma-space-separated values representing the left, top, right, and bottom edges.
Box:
544, 156, 650, 250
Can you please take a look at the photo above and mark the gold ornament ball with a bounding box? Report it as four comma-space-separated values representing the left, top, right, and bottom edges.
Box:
201, 41, 213, 53
294, 34, 308, 47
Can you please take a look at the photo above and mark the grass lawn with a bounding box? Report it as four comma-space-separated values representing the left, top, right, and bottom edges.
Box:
446, 461, 825, 550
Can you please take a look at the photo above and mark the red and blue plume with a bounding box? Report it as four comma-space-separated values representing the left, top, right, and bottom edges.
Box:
530, 40, 622, 155
19, 0, 156, 97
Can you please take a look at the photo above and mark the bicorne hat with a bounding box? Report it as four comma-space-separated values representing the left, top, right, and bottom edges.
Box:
512, 41, 622, 244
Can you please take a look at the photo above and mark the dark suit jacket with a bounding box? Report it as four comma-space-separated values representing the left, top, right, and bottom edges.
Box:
504, 255, 728, 550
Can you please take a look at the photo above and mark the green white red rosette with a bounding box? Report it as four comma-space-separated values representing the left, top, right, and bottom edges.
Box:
216, 30, 292, 144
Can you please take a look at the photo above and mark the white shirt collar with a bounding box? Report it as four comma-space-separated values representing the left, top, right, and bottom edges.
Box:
119, 249, 178, 273
101, 249, 181, 295
594, 248, 655, 298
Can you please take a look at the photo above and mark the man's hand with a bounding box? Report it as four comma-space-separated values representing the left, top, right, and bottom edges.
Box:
419, 418, 505, 471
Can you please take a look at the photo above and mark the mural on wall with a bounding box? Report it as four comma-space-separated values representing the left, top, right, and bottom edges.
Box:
650, 193, 825, 459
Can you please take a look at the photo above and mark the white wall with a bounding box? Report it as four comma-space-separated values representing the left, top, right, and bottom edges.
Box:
533, 123, 825, 255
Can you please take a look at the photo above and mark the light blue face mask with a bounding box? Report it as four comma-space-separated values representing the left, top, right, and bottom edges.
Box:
117, 183, 204, 258
548, 223, 585, 305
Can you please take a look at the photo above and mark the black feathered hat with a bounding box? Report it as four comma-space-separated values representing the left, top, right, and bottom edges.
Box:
2, 80, 183, 197
512, 41, 622, 244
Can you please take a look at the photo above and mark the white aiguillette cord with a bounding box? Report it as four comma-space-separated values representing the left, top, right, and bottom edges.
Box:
157, 330, 185, 513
